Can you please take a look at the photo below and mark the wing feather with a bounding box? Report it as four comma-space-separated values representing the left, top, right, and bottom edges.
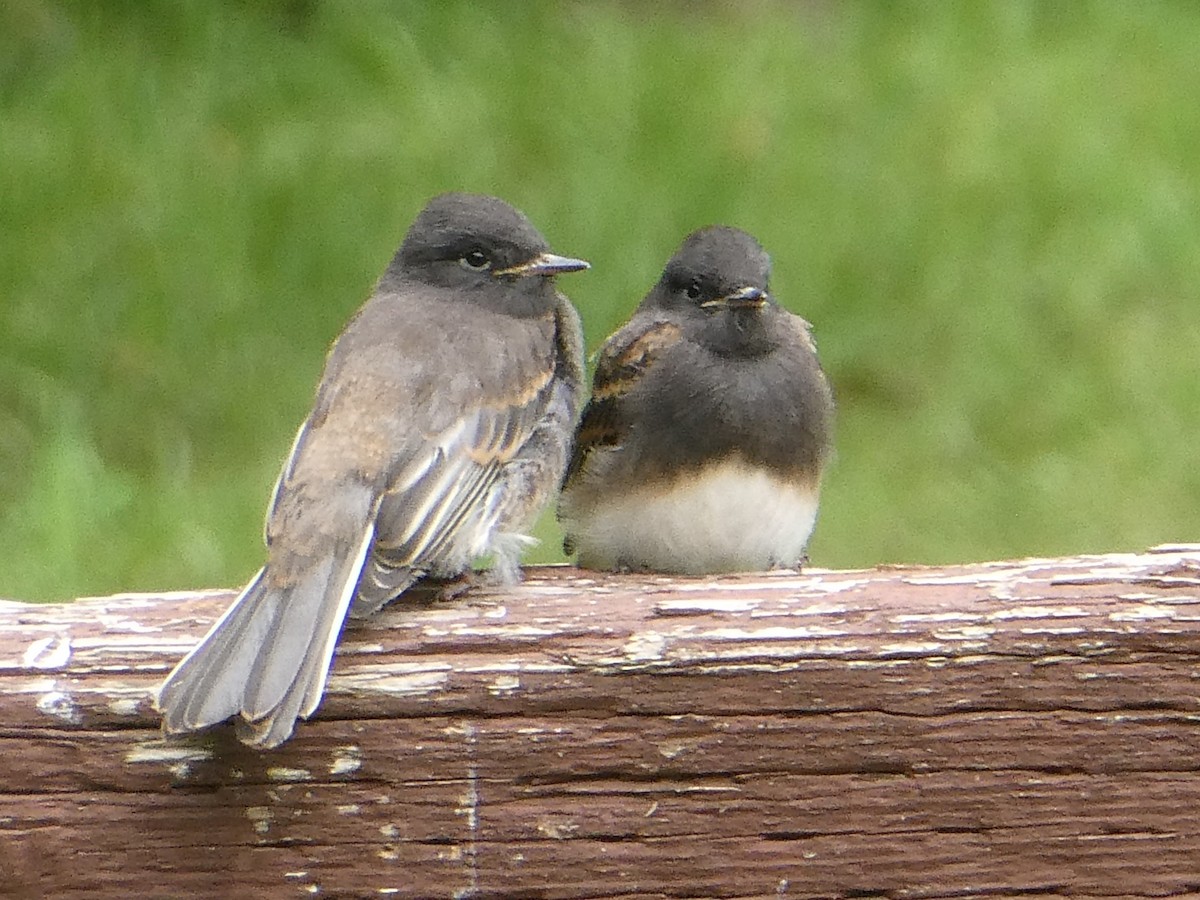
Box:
563, 317, 683, 487
350, 364, 555, 612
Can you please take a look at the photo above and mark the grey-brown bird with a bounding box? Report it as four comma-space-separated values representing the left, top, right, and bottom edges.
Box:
558, 225, 833, 575
157, 192, 589, 747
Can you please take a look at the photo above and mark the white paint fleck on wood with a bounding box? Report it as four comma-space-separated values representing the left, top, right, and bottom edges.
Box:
22, 635, 72, 669
329, 744, 362, 776
35, 686, 80, 723
487, 674, 520, 696
267, 766, 313, 782
245, 806, 273, 835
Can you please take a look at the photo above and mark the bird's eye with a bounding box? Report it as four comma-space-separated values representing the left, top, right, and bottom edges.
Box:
461, 249, 490, 270
685, 280, 702, 300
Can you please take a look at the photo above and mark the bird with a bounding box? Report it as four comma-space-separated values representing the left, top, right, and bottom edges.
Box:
558, 225, 834, 575
157, 192, 589, 748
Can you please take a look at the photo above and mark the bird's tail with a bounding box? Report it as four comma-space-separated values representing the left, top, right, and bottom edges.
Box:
155, 524, 374, 748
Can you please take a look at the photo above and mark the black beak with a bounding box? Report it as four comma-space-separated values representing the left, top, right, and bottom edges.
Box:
701, 285, 767, 310
495, 253, 591, 278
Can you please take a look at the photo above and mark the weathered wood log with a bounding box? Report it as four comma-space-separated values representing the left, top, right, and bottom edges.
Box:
2, 547, 1200, 898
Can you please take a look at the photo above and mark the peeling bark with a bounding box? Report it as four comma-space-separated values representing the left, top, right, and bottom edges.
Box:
2, 548, 1200, 898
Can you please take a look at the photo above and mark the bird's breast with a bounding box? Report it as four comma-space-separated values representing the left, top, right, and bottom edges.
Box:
624, 343, 829, 480
568, 459, 820, 575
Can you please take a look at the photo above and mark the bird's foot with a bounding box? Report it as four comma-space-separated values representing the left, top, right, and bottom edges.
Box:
420, 570, 516, 606
398, 572, 477, 606
770, 552, 810, 573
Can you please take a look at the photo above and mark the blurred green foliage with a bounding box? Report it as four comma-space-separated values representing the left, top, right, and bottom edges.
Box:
2, 1, 1198, 601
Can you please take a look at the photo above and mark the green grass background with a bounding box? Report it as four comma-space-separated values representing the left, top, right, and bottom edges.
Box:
3, 1, 1198, 602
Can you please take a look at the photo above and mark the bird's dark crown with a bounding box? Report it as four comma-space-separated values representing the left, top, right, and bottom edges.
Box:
396, 192, 551, 275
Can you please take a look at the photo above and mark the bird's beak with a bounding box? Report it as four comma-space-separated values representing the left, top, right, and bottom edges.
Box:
494, 253, 591, 278
700, 285, 767, 310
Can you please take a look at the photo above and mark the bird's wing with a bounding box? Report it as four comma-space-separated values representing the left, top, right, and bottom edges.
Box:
562, 316, 683, 487
354, 340, 559, 610
375, 386, 548, 558
264, 292, 563, 614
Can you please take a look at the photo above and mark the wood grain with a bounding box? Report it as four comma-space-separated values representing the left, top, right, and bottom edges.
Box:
2, 547, 1200, 898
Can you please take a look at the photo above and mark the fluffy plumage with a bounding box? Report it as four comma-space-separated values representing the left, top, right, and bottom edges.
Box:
157, 193, 588, 747
558, 225, 833, 575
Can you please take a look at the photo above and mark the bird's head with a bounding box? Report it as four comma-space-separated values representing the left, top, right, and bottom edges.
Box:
387, 192, 589, 318
646, 225, 779, 356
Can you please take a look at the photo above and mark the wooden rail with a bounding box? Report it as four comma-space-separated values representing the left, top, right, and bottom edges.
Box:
3, 547, 1200, 898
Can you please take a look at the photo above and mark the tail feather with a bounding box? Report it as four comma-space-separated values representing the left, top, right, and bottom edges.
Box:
241, 554, 335, 721
300, 521, 375, 718
157, 568, 276, 732
238, 641, 323, 747
156, 523, 375, 748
